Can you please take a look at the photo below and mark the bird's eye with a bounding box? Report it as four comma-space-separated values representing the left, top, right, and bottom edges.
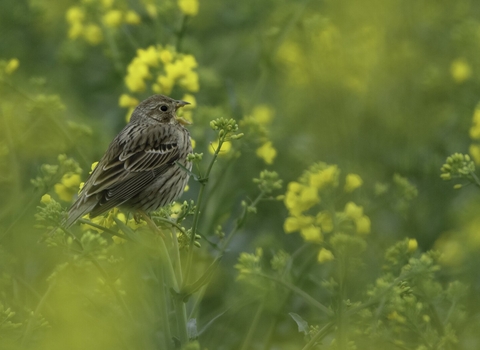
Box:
160, 105, 168, 112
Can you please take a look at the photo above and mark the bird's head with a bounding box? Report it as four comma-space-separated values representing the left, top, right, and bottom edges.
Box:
131, 94, 191, 125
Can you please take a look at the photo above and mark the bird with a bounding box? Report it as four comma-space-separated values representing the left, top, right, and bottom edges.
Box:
65, 94, 193, 227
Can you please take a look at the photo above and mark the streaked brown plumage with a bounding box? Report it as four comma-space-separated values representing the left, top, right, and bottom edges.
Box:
65, 94, 192, 227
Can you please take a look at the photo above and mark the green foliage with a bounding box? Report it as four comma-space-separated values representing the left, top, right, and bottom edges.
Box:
2, 0, 480, 349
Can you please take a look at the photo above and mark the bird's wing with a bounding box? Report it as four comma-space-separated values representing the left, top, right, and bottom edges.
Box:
66, 123, 182, 224
85, 123, 181, 197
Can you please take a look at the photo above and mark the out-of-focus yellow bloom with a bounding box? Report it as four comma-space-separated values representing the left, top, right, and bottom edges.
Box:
355, 215, 371, 235
41, 194, 52, 204
283, 215, 314, 233
300, 225, 322, 243
309, 165, 339, 190
66, 7, 85, 24
68, 22, 84, 39
119, 94, 139, 108
184, 184, 189, 192
103, 10, 123, 28
178, 0, 199, 16
256, 141, 277, 165
190, 138, 196, 149
252, 105, 274, 125
435, 235, 463, 266
101, 0, 114, 9
388, 311, 406, 324
344, 202, 363, 220
469, 144, 480, 165
407, 238, 418, 252
179, 71, 199, 92
83, 24, 103, 45
469, 107, 480, 140
5, 59, 19, 75
284, 182, 319, 216
344, 173, 363, 193
450, 58, 472, 83
159, 49, 173, 64
138, 46, 159, 66
209, 140, 231, 155
317, 248, 334, 263
55, 173, 82, 201
90, 161, 98, 174
125, 10, 141, 25
145, 3, 157, 18
316, 211, 333, 233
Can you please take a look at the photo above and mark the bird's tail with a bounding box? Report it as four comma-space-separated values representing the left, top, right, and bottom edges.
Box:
63, 197, 97, 228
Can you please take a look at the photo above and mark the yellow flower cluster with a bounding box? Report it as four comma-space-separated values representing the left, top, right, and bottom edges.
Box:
65, 1, 142, 46
450, 58, 472, 84
124, 45, 199, 94
121, 46, 199, 121
283, 163, 369, 263
4, 58, 19, 75
243, 105, 277, 164
178, 0, 199, 16
81, 208, 146, 236
469, 104, 480, 165
54, 173, 82, 201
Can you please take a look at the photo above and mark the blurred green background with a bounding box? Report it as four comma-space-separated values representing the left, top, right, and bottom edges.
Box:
1, 0, 480, 349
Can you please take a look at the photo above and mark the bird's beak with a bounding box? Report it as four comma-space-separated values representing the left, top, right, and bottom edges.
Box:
175, 100, 192, 125
175, 100, 190, 110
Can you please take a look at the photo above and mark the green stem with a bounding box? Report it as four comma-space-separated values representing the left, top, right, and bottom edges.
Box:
78, 218, 133, 241
157, 266, 173, 350
301, 322, 335, 350
219, 190, 265, 254
240, 299, 265, 350
258, 273, 334, 317
158, 238, 188, 345
21, 281, 55, 347
176, 15, 188, 52
183, 139, 224, 286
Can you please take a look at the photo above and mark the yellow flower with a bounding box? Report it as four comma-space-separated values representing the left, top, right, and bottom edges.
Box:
119, 94, 139, 108
309, 165, 339, 190
209, 140, 231, 155
125, 10, 141, 25
388, 311, 406, 324
252, 105, 274, 125
344, 173, 363, 193
256, 141, 277, 164
157, 75, 175, 94
125, 74, 147, 93
178, 0, 199, 16
103, 10, 123, 28
316, 211, 333, 233
355, 215, 371, 235
300, 225, 322, 243
190, 138, 196, 149
90, 161, 98, 174
41, 194, 52, 204
145, 3, 157, 18
283, 215, 314, 233
101, 0, 114, 9
137, 46, 159, 66
5, 59, 19, 75
182, 55, 198, 69
179, 71, 199, 92
68, 22, 84, 39
284, 182, 319, 216
450, 58, 472, 83
407, 238, 418, 252
469, 107, 480, 140
54, 173, 82, 201
469, 144, 480, 165
317, 248, 334, 263
344, 202, 363, 220
66, 7, 85, 24
83, 24, 103, 45
159, 49, 174, 64
435, 235, 463, 266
